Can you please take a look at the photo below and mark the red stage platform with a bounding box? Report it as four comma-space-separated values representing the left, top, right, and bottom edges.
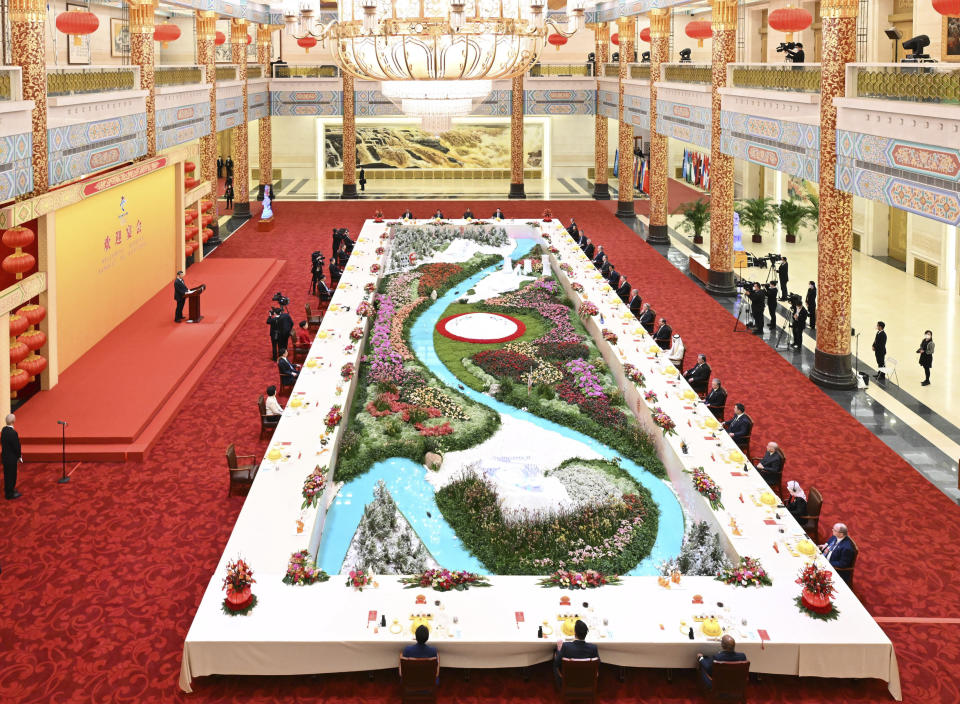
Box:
16, 257, 283, 461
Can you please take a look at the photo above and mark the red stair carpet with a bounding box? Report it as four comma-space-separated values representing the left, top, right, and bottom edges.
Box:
0, 199, 958, 703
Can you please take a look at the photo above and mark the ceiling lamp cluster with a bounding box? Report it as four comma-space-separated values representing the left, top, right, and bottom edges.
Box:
284, 0, 586, 81
381, 79, 492, 133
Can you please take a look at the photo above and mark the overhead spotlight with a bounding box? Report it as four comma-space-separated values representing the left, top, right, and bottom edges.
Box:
641, 50, 650, 63
901, 34, 934, 63
612, 51, 619, 62
679, 48, 692, 62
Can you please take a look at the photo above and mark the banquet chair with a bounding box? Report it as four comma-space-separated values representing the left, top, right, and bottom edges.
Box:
278, 372, 295, 399
798, 486, 823, 540
399, 656, 438, 703
733, 430, 751, 457
225, 444, 259, 497
305, 302, 323, 331
835, 537, 859, 588
559, 658, 599, 702
697, 659, 750, 702
290, 333, 309, 364
257, 395, 280, 441
707, 397, 725, 420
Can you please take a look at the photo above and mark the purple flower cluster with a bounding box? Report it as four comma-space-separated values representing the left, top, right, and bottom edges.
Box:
564, 359, 606, 398
487, 278, 579, 346
368, 294, 406, 384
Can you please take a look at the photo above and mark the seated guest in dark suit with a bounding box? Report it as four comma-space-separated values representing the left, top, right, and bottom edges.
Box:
628, 290, 642, 317
553, 620, 599, 689
653, 318, 673, 349
277, 349, 300, 385
616, 276, 631, 302
820, 523, 855, 582
572, 230, 585, 246
331, 228, 343, 258
638, 303, 656, 334
723, 403, 752, 440
567, 219, 579, 238
462, 208, 474, 219
400, 625, 439, 682
683, 354, 711, 391
316, 278, 333, 300
755, 441, 784, 486
704, 378, 727, 419
432, 208, 445, 219
400, 208, 414, 219
583, 239, 595, 259
492, 207, 505, 219
697, 635, 747, 690
785, 480, 807, 522
592, 246, 605, 269
329, 257, 342, 283
605, 264, 619, 284
600, 258, 613, 279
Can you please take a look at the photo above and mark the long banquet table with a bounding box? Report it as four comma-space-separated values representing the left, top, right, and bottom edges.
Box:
180, 219, 901, 699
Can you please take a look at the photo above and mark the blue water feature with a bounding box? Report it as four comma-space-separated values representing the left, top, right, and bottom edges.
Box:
319, 238, 684, 576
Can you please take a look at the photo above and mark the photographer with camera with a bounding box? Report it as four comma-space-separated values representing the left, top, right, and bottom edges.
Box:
310, 250, 325, 296
806, 281, 817, 331
266, 308, 282, 362
790, 294, 808, 350
748, 283, 766, 333
777, 41, 804, 63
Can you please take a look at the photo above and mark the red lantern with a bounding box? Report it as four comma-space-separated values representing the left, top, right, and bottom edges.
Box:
201, 214, 213, 227
202, 228, 213, 243
639, 27, 651, 43
186, 225, 198, 240
154, 22, 181, 48
768, 6, 813, 42
16, 304, 45, 327
184, 161, 196, 173
685, 20, 712, 48
19, 329, 46, 352
10, 341, 30, 365
10, 368, 29, 395
185, 211, 197, 224
247, 34, 252, 45
2, 226, 34, 250
185, 177, 198, 190
2, 252, 35, 280
9, 314, 29, 338
611, 32, 619, 46
186, 243, 197, 256
215, 31, 226, 46
17, 354, 47, 380
933, 0, 960, 14
547, 34, 567, 52
55, 10, 99, 46
201, 200, 214, 212
297, 36, 317, 53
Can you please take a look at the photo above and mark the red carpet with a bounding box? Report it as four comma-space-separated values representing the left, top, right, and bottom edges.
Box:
1, 199, 958, 703
15, 257, 282, 461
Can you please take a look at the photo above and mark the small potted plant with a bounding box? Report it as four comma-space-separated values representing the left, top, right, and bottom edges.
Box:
674, 200, 710, 245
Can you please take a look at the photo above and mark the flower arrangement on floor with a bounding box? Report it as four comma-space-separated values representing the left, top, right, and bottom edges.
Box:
349, 327, 365, 342
346, 567, 374, 591
356, 301, 373, 318
686, 466, 723, 510
537, 569, 622, 589
601, 328, 618, 345
716, 557, 772, 588
283, 550, 330, 586
400, 569, 492, 592
301, 465, 327, 509
650, 406, 676, 436
623, 363, 647, 388
340, 362, 355, 380
370, 263, 381, 274
571, 282, 584, 293
795, 563, 840, 620
325, 404, 343, 431
578, 301, 599, 318
222, 558, 257, 615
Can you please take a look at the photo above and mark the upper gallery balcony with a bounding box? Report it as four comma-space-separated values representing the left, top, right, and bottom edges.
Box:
526, 63, 595, 115
270, 64, 342, 117
0, 66, 34, 200
155, 65, 211, 151
656, 63, 712, 149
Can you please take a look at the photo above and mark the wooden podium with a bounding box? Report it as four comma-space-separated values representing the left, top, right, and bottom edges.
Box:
185, 284, 206, 323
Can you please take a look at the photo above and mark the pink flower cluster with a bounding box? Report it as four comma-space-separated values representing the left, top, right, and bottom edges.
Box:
487, 279, 579, 346
564, 358, 606, 398
368, 295, 406, 384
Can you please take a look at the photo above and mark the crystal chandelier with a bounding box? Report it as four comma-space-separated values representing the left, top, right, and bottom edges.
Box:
381, 79, 492, 133
285, 0, 586, 81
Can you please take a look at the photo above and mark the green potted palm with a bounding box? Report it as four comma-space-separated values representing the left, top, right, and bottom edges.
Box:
735, 197, 778, 244
674, 200, 710, 245
772, 197, 816, 244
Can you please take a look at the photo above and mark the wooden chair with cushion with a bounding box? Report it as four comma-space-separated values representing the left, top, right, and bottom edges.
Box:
560, 658, 600, 702
290, 333, 309, 364
733, 432, 751, 457
697, 659, 750, 703
835, 537, 859, 588
751, 449, 784, 498
798, 486, 823, 540
305, 302, 323, 331
258, 395, 280, 440
399, 656, 438, 703
278, 372, 295, 399
226, 443, 259, 497
707, 399, 726, 420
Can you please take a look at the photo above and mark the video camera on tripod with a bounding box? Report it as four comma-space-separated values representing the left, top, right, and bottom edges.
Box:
271, 291, 290, 310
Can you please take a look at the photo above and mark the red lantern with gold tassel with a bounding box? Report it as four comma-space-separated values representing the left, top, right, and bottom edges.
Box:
55, 10, 99, 46
297, 36, 318, 53
10, 341, 30, 365
185, 176, 198, 189
611, 33, 619, 46
548, 34, 567, 52
184, 161, 196, 173
639, 27, 651, 43
10, 368, 29, 396
202, 228, 213, 243
1, 252, 35, 279
185, 211, 197, 224
768, 6, 813, 42
9, 314, 29, 339
19, 329, 46, 352
17, 304, 46, 327
215, 31, 226, 45
17, 354, 47, 380
933, 0, 960, 15
2, 226, 36, 281
685, 20, 712, 48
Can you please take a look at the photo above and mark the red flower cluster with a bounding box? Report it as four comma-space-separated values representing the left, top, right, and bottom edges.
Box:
796, 563, 835, 598
472, 349, 537, 380
415, 421, 454, 436
555, 381, 627, 429
400, 569, 491, 591
537, 569, 621, 589
417, 263, 463, 297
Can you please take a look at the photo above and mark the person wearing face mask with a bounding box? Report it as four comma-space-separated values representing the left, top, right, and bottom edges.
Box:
805, 281, 817, 331
917, 330, 935, 386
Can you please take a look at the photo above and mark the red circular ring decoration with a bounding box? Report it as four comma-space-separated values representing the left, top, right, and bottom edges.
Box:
436, 312, 527, 344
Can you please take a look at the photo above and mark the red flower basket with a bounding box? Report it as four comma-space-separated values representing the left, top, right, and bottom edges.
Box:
801, 588, 832, 614
224, 585, 253, 611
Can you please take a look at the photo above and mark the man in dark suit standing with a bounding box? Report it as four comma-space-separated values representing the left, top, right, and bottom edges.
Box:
266, 309, 282, 361
628, 290, 642, 317
791, 301, 808, 349
225, 156, 234, 179
553, 620, 599, 689
765, 282, 778, 331
723, 403, 753, 441
2, 414, 22, 500
653, 318, 673, 349
216, 156, 224, 179
806, 281, 817, 331
616, 276, 631, 302
684, 354, 711, 392
820, 523, 856, 584
638, 303, 656, 334
697, 635, 747, 690
277, 349, 300, 386
276, 309, 294, 353
873, 321, 887, 380
777, 256, 789, 300
173, 270, 190, 322
748, 283, 766, 333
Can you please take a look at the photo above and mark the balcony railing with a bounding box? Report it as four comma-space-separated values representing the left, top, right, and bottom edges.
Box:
603, 63, 619, 78
248, 65, 264, 79
602, 62, 648, 79
155, 65, 204, 88
848, 63, 960, 105
272, 64, 340, 78
661, 63, 712, 85
216, 65, 239, 82
730, 63, 821, 93
0, 66, 20, 101
529, 63, 592, 77
46, 66, 138, 97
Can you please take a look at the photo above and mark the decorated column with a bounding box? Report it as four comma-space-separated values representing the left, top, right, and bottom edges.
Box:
256, 25, 273, 201
646, 8, 670, 243
509, 74, 526, 199
590, 23, 610, 200
706, 0, 737, 296
11, 0, 47, 194
810, 0, 858, 390
615, 17, 635, 219
231, 19, 251, 219
341, 73, 357, 199
197, 11, 219, 234
129, 2, 156, 157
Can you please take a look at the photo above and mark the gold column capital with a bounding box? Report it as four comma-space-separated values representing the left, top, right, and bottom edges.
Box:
649, 8, 670, 38
257, 24, 274, 47
821, 0, 859, 19
231, 17, 249, 44
616, 16, 636, 41
588, 22, 610, 43
711, 0, 738, 31
129, 3, 155, 34
10, 0, 45, 22
196, 11, 216, 39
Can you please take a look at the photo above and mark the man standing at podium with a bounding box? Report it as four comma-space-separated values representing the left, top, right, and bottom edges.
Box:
174, 270, 190, 322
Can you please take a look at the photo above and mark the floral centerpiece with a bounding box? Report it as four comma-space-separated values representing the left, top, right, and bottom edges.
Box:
222, 558, 257, 615
538, 570, 622, 589
578, 301, 599, 318
374, 209, 384, 222
602, 328, 618, 345
644, 390, 658, 405
301, 465, 327, 509
570, 282, 584, 293
559, 263, 573, 275
364, 282, 377, 294
325, 404, 343, 431
400, 569, 492, 592
549, 246, 560, 255
686, 466, 723, 510
623, 364, 646, 388
356, 301, 373, 318
375, 246, 385, 255
651, 406, 677, 436
542, 208, 553, 222
346, 567, 374, 591
795, 564, 839, 620
349, 327, 365, 342
716, 557, 772, 587
370, 263, 381, 274
283, 550, 330, 586
340, 362, 355, 380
